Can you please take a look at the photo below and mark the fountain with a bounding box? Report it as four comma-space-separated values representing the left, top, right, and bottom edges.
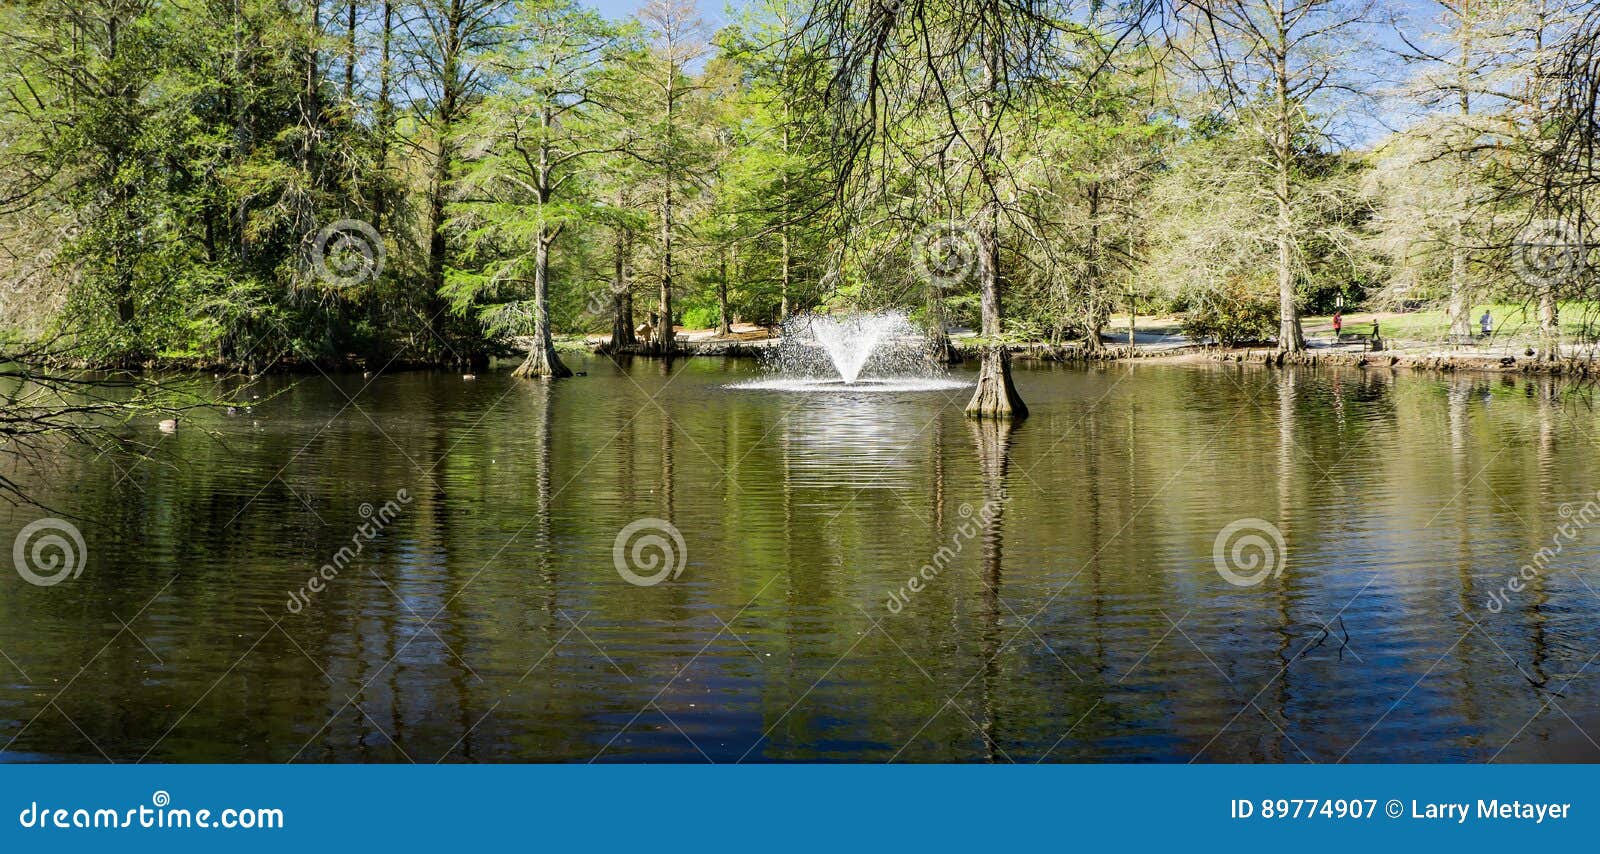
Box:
810, 313, 890, 383
732, 310, 969, 393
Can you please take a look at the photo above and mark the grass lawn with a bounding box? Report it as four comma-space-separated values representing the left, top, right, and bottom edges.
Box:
1303, 302, 1600, 343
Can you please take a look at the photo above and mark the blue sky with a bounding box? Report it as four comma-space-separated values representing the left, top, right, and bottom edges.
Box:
585, 0, 1441, 148
588, 0, 723, 25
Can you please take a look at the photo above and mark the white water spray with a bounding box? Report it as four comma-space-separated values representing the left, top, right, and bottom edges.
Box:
732, 310, 968, 393
809, 313, 898, 383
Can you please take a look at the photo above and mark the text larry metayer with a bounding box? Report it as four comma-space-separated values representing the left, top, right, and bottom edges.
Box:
1410, 800, 1570, 824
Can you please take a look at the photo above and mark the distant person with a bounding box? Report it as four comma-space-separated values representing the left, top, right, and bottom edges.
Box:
1332, 311, 1343, 339
1479, 310, 1493, 338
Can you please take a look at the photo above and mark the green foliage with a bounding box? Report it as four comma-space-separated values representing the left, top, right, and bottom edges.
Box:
1180, 288, 1280, 346
2, 0, 1594, 368
680, 305, 720, 329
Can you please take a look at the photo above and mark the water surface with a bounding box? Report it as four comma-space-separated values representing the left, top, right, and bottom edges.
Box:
3, 355, 1599, 762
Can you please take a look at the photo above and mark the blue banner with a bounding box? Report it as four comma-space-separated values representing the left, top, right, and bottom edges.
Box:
0, 765, 1592, 851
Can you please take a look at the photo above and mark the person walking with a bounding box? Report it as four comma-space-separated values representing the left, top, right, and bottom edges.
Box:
1479, 310, 1493, 338
1331, 310, 1343, 343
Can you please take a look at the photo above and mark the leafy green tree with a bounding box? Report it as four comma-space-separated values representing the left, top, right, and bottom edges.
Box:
448, 0, 621, 377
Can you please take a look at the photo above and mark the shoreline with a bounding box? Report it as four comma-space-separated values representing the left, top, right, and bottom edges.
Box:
580, 336, 1600, 379
30, 335, 1591, 380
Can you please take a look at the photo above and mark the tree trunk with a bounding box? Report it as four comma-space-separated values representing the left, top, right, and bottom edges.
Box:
1275, 195, 1303, 351
422, 0, 469, 362
965, 38, 1026, 421
343, 0, 356, 103
650, 34, 679, 358
1539, 290, 1559, 359
302, 1, 320, 175
1448, 18, 1475, 339
1447, 231, 1472, 337
780, 225, 792, 322
717, 248, 732, 337
654, 181, 675, 355
515, 236, 572, 379
966, 206, 1027, 420
610, 225, 636, 348
780, 118, 792, 322
926, 273, 954, 364
374, 0, 393, 228
1272, 9, 1304, 353
1082, 182, 1105, 354
1084, 316, 1105, 354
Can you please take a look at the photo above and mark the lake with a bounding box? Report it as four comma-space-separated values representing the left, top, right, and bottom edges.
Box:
3, 354, 1599, 762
